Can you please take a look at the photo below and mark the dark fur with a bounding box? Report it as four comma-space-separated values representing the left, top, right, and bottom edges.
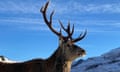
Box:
0, 47, 68, 72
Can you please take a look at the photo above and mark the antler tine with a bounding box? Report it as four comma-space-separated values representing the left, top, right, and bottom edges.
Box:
72, 30, 87, 42
59, 28, 62, 37
67, 21, 74, 39
50, 11, 54, 24
40, 1, 49, 14
40, 1, 61, 37
59, 20, 66, 31
67, 21, 70, 33
71, 24, 74, 37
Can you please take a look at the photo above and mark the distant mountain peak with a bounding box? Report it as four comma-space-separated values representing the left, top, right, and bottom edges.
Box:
102, 47, 120, 60
0, 56, 17, 63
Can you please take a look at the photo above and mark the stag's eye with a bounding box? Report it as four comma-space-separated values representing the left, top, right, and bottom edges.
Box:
67, 44, 70, 47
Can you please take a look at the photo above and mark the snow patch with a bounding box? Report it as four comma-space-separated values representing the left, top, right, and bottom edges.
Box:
0, 56, 17, 63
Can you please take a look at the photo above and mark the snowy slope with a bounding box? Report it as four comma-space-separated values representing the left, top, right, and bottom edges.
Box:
71, 47, 120, 72
0, 56, 17, 63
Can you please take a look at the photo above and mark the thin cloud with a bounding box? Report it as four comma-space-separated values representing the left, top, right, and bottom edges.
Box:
0, 17, 43, 25
0, 1, 41, 14
0, 0, 120, 33
0, 17, 47, 31
0, 16, 86, 32
0, 17, 119, 32
52, 2, 120, 14
72, 19, 120, 33
1, 1, 120, 14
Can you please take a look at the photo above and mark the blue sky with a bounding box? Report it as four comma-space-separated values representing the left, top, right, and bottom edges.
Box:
0, 0, 120, 61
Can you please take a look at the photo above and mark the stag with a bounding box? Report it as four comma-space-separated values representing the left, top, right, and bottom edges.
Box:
0, 1, 87, 72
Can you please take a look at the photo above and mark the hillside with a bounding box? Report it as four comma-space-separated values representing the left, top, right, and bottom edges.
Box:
72, 47, 120, 72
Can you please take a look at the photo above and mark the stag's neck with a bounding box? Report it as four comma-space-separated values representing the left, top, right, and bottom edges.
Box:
47, 47, 72, 72
48, 58, 72, 72
63, 61, 72, 72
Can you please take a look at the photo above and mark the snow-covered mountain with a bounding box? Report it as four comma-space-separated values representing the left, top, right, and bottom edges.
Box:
71, 47, 120, 72
0, 56, 17, 63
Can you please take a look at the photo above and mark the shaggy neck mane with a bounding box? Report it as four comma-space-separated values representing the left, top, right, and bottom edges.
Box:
46, 46, 72, 72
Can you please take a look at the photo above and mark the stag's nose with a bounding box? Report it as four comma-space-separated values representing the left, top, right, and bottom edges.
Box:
80, 49, 86, 55
82, 49, 85, 53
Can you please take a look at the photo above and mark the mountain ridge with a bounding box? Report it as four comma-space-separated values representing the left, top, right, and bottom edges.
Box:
71, 47, 120, 72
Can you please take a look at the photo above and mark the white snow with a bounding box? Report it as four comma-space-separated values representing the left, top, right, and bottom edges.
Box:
71, 47, 120, 72
0, 56, 17, 63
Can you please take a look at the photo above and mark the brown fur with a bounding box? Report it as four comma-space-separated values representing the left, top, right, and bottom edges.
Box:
0, 45, 85, 72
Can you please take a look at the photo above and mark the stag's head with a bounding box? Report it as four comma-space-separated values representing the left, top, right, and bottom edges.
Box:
40, 1, 86, 61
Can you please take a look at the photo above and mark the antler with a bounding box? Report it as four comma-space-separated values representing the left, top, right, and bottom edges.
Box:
72, 30, 87, 42
40, 1, 61, 37
40, 1, 87, 42
59, 20, 87, 43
